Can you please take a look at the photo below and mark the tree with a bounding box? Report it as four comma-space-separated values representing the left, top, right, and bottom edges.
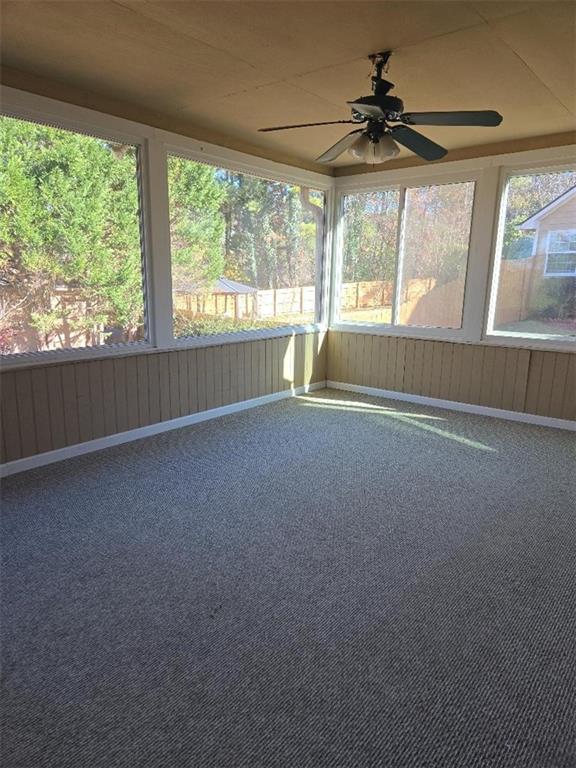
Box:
219, 172, 319, 290
168, 156, 225, 289
0, 117, 144, 351
401, 182, 474, 287
1, 115, 322, 352
0, 119, 226, 352
341, 190, 399, 283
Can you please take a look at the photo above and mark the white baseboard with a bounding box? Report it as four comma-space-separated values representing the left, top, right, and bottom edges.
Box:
1, 381, 326, 477
326, 381, 576, 432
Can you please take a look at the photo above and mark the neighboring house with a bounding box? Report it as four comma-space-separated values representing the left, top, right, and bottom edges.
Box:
518, 185, 576, 277
491, 186, 576, 329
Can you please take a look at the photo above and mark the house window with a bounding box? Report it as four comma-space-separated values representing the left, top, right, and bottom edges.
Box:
488, 170, 576, 340
545, 230, 576, 277
0, 115, 146, 355
167, 155, 324, 338
336, 180, 475, 330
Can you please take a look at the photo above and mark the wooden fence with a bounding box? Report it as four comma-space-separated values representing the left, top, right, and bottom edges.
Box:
173, 285, 316, 320
2, 258, 553, 354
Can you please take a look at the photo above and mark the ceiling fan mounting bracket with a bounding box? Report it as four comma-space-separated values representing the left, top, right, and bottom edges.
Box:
369, 51, 394, 96
369, 51, 393, 74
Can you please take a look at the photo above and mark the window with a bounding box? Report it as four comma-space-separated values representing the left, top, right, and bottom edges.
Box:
0, 115, 146, 355
167, 155, 324, 338
338, 189, 399, 324
397, 182, 475, 329
336, 180, 475, 331
488, 170, 576, 339
545, 230, 576, 277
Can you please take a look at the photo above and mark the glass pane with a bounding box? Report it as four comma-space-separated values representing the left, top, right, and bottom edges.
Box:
546, 253, 576, 276
490, 171, 576, 338
0, 116, 145, 355
338, 189, 399, 324
548, 230, 576, 253
168, 156, 323, 338
397, 181, 475, 329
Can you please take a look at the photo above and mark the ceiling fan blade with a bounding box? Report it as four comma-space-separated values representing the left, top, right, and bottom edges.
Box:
347, 100, 385, 119
400, 110, 503, 127
259, 120, 357, 133
390, 126, 447, 161
316, 129, 364, 163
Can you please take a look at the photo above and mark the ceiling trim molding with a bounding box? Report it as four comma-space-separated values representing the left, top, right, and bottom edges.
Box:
0, 66, 334, 177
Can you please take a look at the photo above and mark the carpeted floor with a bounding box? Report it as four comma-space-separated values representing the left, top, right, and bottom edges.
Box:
2, 389, 575, 768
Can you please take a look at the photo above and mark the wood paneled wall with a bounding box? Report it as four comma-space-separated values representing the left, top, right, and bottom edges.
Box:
327, 331, 575, 421
1, 330, 573, 465
0, 332, 326, 463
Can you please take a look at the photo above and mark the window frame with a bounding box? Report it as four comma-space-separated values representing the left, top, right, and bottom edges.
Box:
484, 161, 576, 348
0, 86, 333, 369
331, 168, 484, 342
165, 145, 328, 345
544, 229, 576, 278
0, 96, 155, 363
332, 152, 576, 351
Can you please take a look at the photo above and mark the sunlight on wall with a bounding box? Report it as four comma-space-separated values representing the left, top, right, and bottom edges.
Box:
282, 334, 296, 388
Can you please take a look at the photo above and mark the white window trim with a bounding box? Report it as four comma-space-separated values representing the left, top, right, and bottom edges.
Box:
483, 162, 576, 348
544, 229, 576, 277
332, 150, 576, 351
0, 86, 333, 370
332, 170, 484, 342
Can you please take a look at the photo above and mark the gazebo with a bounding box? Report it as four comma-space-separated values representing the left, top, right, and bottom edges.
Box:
173, 276, 258, 319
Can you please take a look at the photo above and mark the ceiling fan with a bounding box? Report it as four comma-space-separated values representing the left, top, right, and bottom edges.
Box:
259, 51, 503, 164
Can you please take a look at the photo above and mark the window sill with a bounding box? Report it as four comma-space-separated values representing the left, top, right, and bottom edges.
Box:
0, 324, 326, 372
482, 331, 576, 353
330, 322, 466, 343
171, 323, 325, 350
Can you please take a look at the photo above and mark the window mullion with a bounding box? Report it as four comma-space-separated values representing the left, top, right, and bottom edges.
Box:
391, 186, 406, 326
328, 191, 344, 326
462, 166, 501, 342
140, 137, 174, 348
319, 187, 335, 326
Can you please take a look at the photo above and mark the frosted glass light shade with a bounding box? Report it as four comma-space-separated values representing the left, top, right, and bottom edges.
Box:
376, 134, 401, 160
348, 134, 371, 160
347, 133, 400, 164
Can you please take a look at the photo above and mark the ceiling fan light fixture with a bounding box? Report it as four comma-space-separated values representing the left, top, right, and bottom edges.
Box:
374, 134, 400, 162
348, 133, 400, 164
347, 134, 371, 160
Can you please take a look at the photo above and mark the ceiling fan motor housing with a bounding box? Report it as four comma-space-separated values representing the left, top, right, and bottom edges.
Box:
351, 94, 405, 120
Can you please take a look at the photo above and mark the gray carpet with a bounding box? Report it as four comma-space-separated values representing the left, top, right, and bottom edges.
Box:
1, 389, 575, 768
